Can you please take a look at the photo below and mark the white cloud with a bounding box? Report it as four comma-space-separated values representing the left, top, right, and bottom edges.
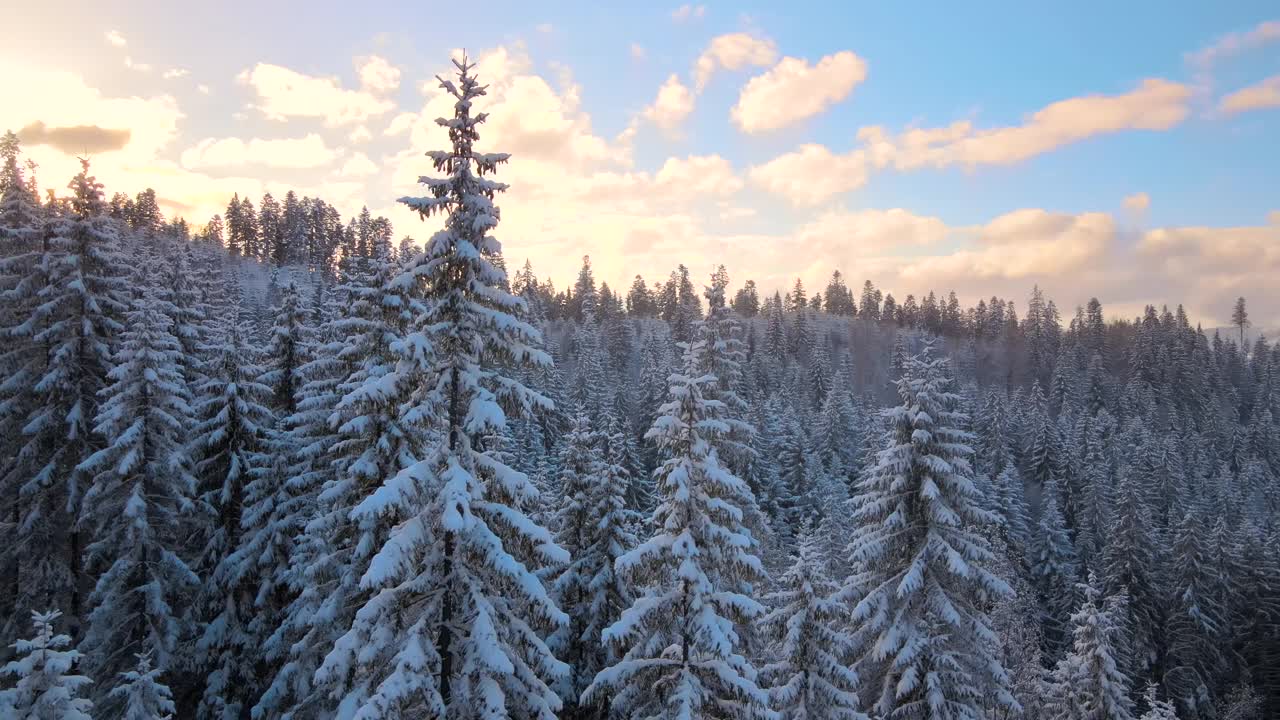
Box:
671, 4, 706, 22
349, 125, 373, 143
653, 155, 743, 196
748, 144, 868, 206
1123, 192, 1150, 213
340, 152, 378, 177
105, 30, 126, 48
162, 68, 190, 80
197, 84, 211, 95
718, 204, 757, 220
1137, 217, 1280, 323
731, 51, 867, 133
238, 62, 396, 126
797, 208, 950, 255
693, 33, 778, 92
397, 45, 628, 173
384, 112, 416, 136
1188, 20, 1280, 71
751, 79, 1194, 206
536, 22, 554, 33
1219, 75, 1280, 114
630, 43, 646, 61
124, 56, 152, 73
356, 55, 401, 94
858, 79, 1191, 171
0, 60, 181, 172
0, 61, 286, 227
180, 133, 341, 169
642, 74, 695, 132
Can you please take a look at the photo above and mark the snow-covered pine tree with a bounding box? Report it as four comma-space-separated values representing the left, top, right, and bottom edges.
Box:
111, 651, 177, 720
190, 316, 272, 719
189, 313, 271, 573
697, 265, 754, 472
570, 313, 607, 415
160, 242, 209, 394
260, 280, 311, 416
1032, 484, 1080, 660
759, 522, 864, 720
1044, 573, 1134, 720
221, 281, 322, 712
317, 55, 568, 719
257, 225, 421, 719
774, 406, 810, 534
789, 278, 812, 358
550, 410, 640, 718
984, 523, 1049, 718
1138, 683, 1179, 720
0, 134, 46, 645
1165, 508, 1225, 717
844, 341, 1016, 719
584, 337, 774, 720
1101, 466, 1164, 680
77, 284, 199, 711
767, 291, 786, 362
0, 609, 94, 719
20, 159, 129, 628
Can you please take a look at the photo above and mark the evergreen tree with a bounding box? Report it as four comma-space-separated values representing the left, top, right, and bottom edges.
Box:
733, 279, 760, 318
550, 412, 639, 718
570, 254, 598, 321
626, 274, 656, 317
0, 132, 46, 644
1138, 683, 1178, 720
1231, 298, 1249, 347
1165, 509, 1224, 717
671, 264, 701, 343
760, 523, 864, 720
318, 56, 568, 718
585, 338, 773, 720
22, 159, 129, 628
789, 278, 812, 357
111, 651, 177, 720
698, 266, 755, 474
1101, 468, 1164, 680
259, 243, 425, 718
1044, 574, 1134, 720
259, 192, 283, 266
77, 285, 198, 711
767, 291, 786, 361
191, 318, 273, 720
844, 342, 1015, 719
0, 609, 94, 720
259, 281, 311, 416
1032, 486, 1079, 660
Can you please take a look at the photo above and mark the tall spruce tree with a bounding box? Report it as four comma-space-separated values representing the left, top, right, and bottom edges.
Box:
0, 132, 46, 645
549, 411, 639, 718
1044, 574, 1134, 720
760, 523, 864, 720
191, 317, 273, 720
22, 159, 129, 629
584, 337, 773, 720
78, 285, 198, 711
844, 342, 1016, 719
317, 56, 568, 718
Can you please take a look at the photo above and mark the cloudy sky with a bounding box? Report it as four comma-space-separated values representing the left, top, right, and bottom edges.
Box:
5, 1, 1279, 327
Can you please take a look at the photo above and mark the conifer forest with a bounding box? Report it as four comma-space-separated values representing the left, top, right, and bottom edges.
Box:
2, 57, 1279, 720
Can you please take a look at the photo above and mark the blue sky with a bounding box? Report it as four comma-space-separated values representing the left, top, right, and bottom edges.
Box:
4, 2, 1279, 325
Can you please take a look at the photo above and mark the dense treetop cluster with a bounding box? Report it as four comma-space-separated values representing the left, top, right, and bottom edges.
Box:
1, 60, 1277, 720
